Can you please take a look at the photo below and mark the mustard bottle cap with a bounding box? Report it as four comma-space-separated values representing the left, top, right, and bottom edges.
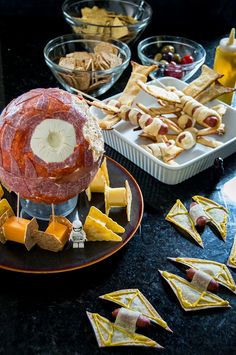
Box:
219, 28, 236, 52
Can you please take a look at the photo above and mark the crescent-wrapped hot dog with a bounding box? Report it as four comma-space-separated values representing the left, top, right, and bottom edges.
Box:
189, 202, 209, 227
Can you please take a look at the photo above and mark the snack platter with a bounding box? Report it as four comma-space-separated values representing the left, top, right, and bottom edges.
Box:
90, 77, 236, 185
0, 157, 143, 273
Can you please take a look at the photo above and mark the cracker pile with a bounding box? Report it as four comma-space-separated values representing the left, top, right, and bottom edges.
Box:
58, 42, 122, 92
73, 6, 138, 41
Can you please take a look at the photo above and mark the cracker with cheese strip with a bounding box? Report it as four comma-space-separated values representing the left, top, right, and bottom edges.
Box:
87, 312, 162, 348
192, 196, 228, 241
99, 288, 171, 332
168, 257, 236, 294
159, 270, 230, 311
166, 199, 203, 247
33, 216, 72, 252
227, 234, 236, 269
83, 206, 124, 242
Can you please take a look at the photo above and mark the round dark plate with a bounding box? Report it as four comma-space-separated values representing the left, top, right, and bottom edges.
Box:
0, 157, 143, 273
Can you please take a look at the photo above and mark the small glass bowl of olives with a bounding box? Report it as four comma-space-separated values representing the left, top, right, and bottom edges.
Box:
137, 35, 206, 81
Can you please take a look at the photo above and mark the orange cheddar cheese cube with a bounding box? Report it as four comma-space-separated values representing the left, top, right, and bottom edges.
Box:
2, 216, 30, 244
45, 221, 68, 245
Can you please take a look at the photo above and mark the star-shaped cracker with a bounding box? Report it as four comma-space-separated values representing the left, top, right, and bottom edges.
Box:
166, 199, 203, 247
159, 270, 230, 311
192, 196, 228, 240
169, 257, 236, 294
87, 312, 162, 348
99, 288, 171, 331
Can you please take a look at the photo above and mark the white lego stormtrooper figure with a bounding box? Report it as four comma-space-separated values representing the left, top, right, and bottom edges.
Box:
70, 219, 87, 248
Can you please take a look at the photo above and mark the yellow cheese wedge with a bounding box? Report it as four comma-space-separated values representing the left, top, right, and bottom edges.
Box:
2, 216, 38, 251
192, 196, 228, 240
87, 312, 162, 348
86, 158, 110, 201
169, 257, 236, 294
0, 198, 14, 217
100, 289, 171, 332
84, 216, 122, 242
0, 184, 4, 199
88, 206, 125, 233
33, 216, 72, 252
159, 270, 230, 311
166, 199, 203, 247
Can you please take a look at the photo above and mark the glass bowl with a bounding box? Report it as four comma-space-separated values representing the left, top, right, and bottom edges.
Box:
138, 35, 206, 81
44, 34, 131, 97
62, 0, 152, 44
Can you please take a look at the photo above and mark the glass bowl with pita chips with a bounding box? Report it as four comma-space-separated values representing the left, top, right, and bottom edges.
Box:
62, 0, 152, 44
44, 34, 131, 97
138, 35, 206, 81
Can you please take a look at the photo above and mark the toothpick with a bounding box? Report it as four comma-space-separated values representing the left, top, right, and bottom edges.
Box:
17, 192, 20, 222
51, 203, 55, 231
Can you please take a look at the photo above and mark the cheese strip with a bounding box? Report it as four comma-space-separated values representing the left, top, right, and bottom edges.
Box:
191, 270, 213, 291
115, 308, 140, 333
189, 204, 209, 225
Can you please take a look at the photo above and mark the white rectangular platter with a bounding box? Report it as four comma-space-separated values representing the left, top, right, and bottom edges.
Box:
90, 77, 236, 185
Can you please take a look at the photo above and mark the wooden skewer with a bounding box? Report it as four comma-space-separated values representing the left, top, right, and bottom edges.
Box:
73, 87, 100, 102
51, 203, 55, 231
17, 192, 20, 222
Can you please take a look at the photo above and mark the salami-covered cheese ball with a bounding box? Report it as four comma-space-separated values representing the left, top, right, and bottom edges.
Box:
0, 88, 104, 204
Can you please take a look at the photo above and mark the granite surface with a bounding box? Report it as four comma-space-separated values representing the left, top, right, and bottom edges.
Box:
0, 8, 236, 355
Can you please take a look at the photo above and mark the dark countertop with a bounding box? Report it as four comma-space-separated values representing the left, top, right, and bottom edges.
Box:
1, 11, 236, 355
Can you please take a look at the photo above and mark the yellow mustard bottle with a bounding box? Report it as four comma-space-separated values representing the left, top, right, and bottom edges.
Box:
213, 28, 236, 105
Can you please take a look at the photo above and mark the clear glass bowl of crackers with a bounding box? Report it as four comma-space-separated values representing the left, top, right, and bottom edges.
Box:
44, 34, 131, 97
138, 35, 206, 81
62, 0, 152, 44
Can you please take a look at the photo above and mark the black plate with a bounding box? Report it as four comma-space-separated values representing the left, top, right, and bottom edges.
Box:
0, 157, 143, 273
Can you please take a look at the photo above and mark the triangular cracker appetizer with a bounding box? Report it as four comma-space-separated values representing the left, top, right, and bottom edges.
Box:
169, 257, 236, 294
86, 312, 162, 348
159, 270, 230, 311
166, 199, 203, 247
227, 234, 236, 269
192, 196, 228, 240
99, 288, 171, 332
83, 206, 124, 242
